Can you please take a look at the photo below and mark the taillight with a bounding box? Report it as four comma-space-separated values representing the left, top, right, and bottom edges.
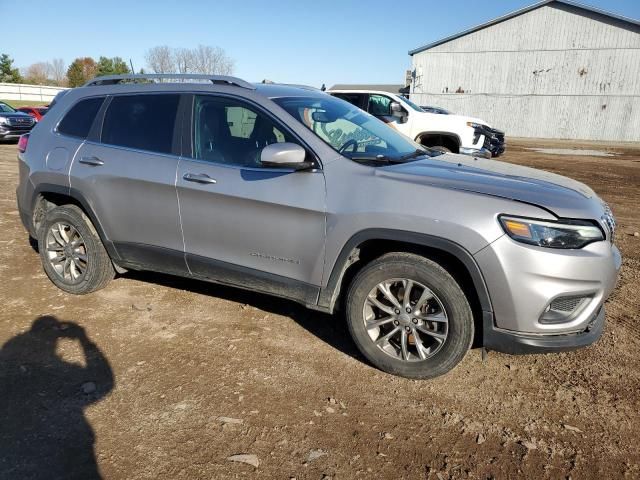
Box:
17, 133, 29, 153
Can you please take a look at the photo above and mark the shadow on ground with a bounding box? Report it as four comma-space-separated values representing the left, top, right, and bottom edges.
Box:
127, 270, 365, 363
0, 316, 113, 480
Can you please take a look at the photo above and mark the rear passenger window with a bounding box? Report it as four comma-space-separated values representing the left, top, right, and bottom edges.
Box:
101, 94, 180, 154
334, 93, 364, 109
57, 97, 104, 139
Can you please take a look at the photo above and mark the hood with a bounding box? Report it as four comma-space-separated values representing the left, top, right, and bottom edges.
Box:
380, 153, 604, 219
449, 114, 488, 127
0, 111, 34, 119
417, 110, 492, 129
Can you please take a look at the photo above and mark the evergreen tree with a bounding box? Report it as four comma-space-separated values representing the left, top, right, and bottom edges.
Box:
96, 56, 130, 77
0, 53, 22, 83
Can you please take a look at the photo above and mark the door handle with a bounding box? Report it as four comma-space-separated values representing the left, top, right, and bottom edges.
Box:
183, 173, 217, 184
79, 156, 104, 166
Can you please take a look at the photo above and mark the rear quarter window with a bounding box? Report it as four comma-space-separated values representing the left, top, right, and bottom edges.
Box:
57, 97, 105, 139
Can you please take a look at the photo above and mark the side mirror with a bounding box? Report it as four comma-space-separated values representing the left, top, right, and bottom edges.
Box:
390, 101, 405, 119
260, 142, 311, 170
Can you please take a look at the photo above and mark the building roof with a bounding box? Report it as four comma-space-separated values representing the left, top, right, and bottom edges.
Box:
329, 84, 406, 94
408, 0, 640, 55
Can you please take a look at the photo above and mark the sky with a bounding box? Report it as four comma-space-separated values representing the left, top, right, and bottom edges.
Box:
2, 0, 639, 87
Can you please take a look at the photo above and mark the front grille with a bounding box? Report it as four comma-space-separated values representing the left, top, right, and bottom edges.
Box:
488, 128, 505, 156
8, 117, 34, 127
490, 128, 505, 142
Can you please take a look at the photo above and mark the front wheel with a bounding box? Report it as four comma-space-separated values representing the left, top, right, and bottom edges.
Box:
345, 253, 474, 379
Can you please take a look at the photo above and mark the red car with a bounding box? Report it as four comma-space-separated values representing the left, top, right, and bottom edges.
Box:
16, 106, 48, 122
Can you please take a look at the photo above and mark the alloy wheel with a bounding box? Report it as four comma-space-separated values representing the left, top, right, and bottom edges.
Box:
362, 278, 448, 362
45, 222, 88, 284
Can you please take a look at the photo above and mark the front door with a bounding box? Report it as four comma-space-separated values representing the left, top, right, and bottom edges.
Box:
366, 93, 413, 138
177, 94, 326, 303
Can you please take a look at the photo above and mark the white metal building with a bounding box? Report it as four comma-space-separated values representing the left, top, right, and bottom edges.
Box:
408, 0, 640, 142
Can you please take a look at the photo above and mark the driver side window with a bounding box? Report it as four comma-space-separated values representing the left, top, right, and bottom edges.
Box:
367, 94, 392, 116
193, 95, 291, 167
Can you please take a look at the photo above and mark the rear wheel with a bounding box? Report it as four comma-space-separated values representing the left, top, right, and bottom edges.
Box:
38, 205, 114, 294
345, 253, 473, 379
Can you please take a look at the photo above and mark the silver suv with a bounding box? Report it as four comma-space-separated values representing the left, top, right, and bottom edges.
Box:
16, 74, 621, 379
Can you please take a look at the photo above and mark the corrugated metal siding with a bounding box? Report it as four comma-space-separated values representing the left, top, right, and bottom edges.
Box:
410, 3, 640, 141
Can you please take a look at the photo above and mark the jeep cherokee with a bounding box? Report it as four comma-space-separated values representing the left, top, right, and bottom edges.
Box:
16, 74, 621, 379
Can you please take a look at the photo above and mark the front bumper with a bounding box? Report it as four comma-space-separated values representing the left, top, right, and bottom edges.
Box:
483, 305, 605, 354
488, 128, 505, 157
475, 235, 621, 336
467, 124, 505, 158
0, 125, 33, 139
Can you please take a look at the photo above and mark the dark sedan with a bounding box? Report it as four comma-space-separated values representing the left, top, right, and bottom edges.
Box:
0, 102, 36, 141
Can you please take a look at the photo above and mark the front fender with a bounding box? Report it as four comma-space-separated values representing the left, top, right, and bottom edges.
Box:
317, 228, 492, 314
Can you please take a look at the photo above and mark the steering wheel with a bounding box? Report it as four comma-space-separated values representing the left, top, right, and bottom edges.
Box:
339, 139, 358, 154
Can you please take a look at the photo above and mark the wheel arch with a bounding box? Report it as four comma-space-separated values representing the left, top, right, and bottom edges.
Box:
318, 230, 492, 326
414, 131, 461, 153
31, 184, 121, 261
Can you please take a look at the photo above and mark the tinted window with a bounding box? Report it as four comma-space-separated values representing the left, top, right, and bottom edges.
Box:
57, 97, 104, 138
332, 93, 364, 109
193, 95, 294, 167
102, 94, 179, 154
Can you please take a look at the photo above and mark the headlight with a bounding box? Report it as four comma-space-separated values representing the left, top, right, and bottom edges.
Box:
466, 122, 484, 129
499, 216, 604, 249
0, 117, 8, 125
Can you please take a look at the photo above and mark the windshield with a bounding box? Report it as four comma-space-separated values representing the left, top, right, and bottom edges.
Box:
399, 96, 423, 112
0, 102, 16, 113
273, 96, 436, 163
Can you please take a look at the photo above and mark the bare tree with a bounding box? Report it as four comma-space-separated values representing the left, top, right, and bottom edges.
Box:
191, 45, 234, 75
144, 45, 234, 76
145, 46, 174, 74
173, 48, 194, 74
49, 58, 67, 85
23, 62, 50, 85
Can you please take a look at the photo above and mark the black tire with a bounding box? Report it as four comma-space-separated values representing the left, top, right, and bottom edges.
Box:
38, 205, 114, 294
345, 252, 474, 379
430, 145, 452, 154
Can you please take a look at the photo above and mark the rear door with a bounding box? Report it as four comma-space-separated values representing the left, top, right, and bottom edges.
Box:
331, 92, 367, 110
176, 94, 326, 303
71, 93, 187, 273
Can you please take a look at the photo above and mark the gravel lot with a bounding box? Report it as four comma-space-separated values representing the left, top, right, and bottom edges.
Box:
1, 139, 639, 479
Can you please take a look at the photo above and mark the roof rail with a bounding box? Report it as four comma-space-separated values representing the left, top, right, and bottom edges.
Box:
83, 74, 255, 90
275, 83, 321, 92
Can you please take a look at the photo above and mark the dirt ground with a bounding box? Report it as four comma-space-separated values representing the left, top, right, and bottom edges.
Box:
1, 139, 639, 480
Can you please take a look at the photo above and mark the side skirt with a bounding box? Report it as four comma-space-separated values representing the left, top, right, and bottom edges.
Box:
113, 242, 320, 307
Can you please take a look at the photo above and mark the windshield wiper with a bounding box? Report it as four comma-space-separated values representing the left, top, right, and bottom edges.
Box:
398, 149, 432, 161
349, 154, 393, 165
350, 149, 433, 165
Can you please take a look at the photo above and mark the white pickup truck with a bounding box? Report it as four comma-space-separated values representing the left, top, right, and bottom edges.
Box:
328, 89, 504, 158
